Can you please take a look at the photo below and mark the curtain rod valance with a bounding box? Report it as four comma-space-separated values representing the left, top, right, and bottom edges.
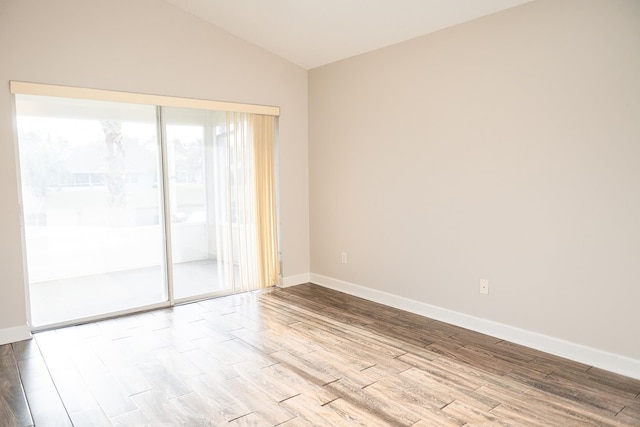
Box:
10, 81, 280, 117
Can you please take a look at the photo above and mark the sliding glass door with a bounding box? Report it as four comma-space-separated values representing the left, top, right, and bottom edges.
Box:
14, 85, 281, 329
164, 107, 272, 300
16, 95, 167, 327
163, 108, 230, 300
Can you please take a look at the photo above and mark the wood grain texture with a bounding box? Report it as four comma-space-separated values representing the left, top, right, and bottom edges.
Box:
1, 283, 639, 426
0, 345, 33, 427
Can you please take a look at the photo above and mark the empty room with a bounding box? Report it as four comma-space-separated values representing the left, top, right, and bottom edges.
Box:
1, 0, 639, 425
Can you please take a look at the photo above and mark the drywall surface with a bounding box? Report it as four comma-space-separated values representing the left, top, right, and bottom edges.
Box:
0, 0, 309, 333
309, 0, 640, 359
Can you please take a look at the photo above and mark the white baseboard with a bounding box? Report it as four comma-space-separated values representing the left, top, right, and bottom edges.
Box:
309, 273, 640, 380
279, 273, 311, 288
0, 325, 32, 346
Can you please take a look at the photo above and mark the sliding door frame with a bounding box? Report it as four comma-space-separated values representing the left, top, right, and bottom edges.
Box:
157, 106, 175, 306
11, 81, 280, 331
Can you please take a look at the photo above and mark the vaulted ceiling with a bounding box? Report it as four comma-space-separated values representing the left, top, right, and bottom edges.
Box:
163, 0, 534, 69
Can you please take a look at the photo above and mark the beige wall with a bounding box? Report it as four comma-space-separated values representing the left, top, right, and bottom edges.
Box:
0, 0, 309, 332
309, 0, 640, 359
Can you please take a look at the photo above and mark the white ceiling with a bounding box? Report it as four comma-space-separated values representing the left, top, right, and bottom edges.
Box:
163, 0, 534, 70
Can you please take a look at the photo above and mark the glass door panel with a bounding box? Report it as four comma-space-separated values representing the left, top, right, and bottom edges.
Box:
164, 107, 232, 299
15, 95, 167, 326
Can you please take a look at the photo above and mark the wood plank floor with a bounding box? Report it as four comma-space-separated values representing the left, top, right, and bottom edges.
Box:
1, 283, 639, 426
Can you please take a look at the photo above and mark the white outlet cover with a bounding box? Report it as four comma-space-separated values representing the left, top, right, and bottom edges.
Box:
480, 279, 489, 295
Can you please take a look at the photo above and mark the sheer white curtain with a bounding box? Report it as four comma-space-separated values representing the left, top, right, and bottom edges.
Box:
213, 112, 279, 292
251, 114, 280, 288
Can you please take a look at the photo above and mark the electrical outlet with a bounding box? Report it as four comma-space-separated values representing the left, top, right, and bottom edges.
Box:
480, 279, 489, 295
341, 252, 347, 264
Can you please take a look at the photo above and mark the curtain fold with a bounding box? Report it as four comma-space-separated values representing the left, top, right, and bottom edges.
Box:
213, 112, 279, 292
251, 114, 280, 288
